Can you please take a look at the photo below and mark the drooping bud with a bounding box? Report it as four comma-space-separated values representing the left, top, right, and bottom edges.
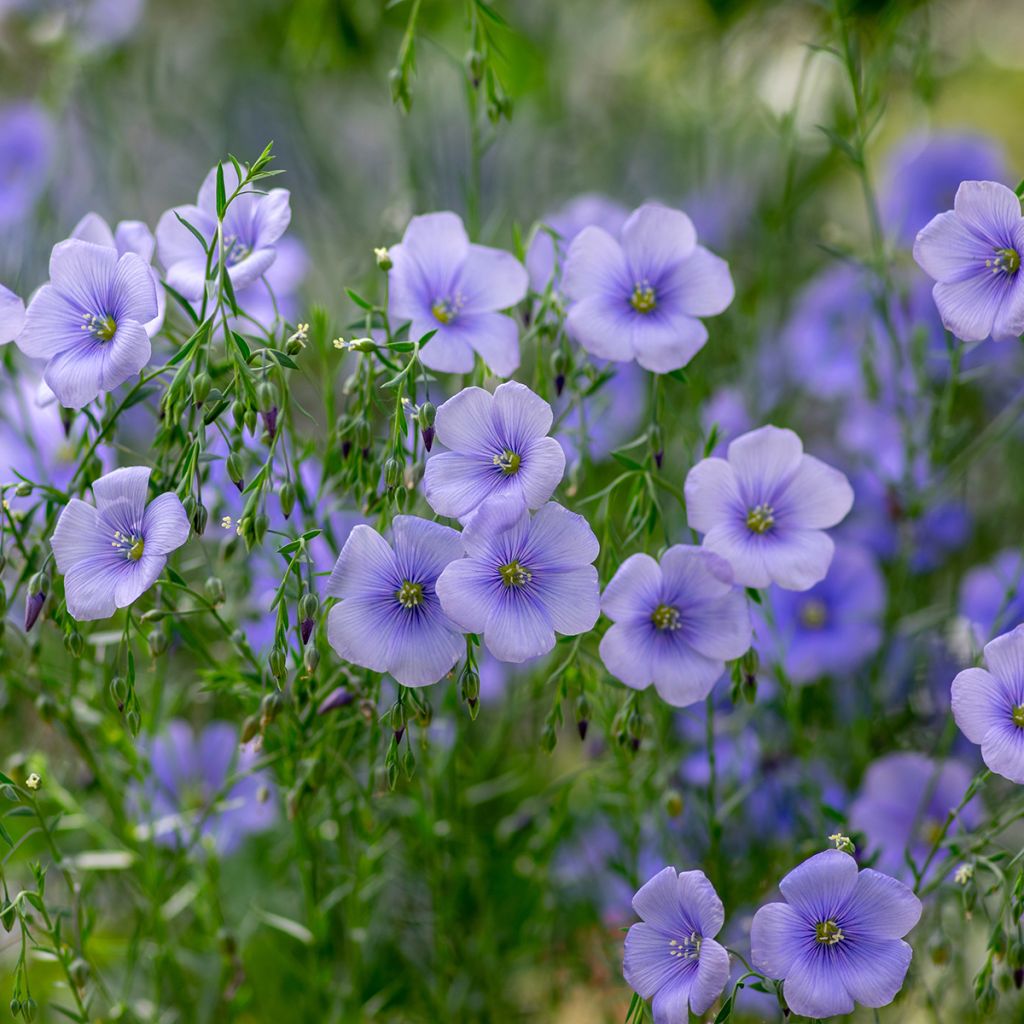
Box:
205, 576, 226, 605
303, 646, 319, 676
269, 647, 287, 681
192, 503, 208, 536
649, 422, 663, 470
551, 349, 568, 396
465, 49, 484, 87
384, 457, 402, 491
280, 482, 296, 520
64, 629, 83, 657
148, 625, 169, 658
24, 573, 46, 632
191, 371, 212, 407
260, 691, 285, 728
418, 401, 436, 451
226, 452, 244, 491
317, 686, 354, 715
575, 692, 590, 741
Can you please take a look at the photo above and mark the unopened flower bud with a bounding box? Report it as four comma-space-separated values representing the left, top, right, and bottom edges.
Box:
125, 710, 141, 736
418, 401, 436, 451
232, 399, 246, 428
205, 576, 226, 604
244, 408, 258, 434
253, 513, 269, 545
64, 629, 83, 657
240, 714, 261, 744
649, 422, 663, 470
24, 582, 46, 632
317, 686, 354, 715
374, 246, 393, 272
280, 482, 296, 520
551, 350, 568, 396
191, 372, 211, 406
269, 647, 287, 680
465, 48, 484, 86
384, 457, 402, 491
148, 625, 169, 657
256, 381, 276, 413
260, 690, 285, 727
192, 503, 208, 536
226, 452, 244, 491
575, 692, 590, 741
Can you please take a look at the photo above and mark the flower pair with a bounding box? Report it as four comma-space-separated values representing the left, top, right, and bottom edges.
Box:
625, 850, 922, 1021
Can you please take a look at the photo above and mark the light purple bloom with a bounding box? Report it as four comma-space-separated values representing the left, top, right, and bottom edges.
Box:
599, 546, 751, 707
0, 101, 55, 229
756, 543, 885, 685
848, 752, 980, 882
387, 211, 528, 377
913, 180, 1024, 342
325, 516, 464, 687
71, 211, 165, 335
436, 497, 600, 663
0, 283, 24, 343
525, 193, 629, 292
233, 235, 308, 331
622, 866, 730, 1020
959, 549, 1024, 649
423, 381, 565, 521
952, 624, 1024, 783
562, 203, 734, 373
16, 239, 157, 408
684, 425, 854, 591
155, 162, 291, 302
135, 720, 275, 855
750, 849, 921, 1019
51, 466, 190, 621
882, 133, 1006, 245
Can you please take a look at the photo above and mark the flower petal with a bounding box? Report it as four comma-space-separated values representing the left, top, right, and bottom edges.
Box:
141, 493, 191, 556
778, 849, 858, 920
838, 937, 914, 1010
663, 245, 734, 317
980, 721, 1024, 783
599, 620, 655, 689
983, 625, 1024, 688
620, 204, 697, 282
631, 310, 708, 374
538, 565, 600, 636
776, 455, 853, 530
726, 425, 804, 504
782, 952, 855, 1019
492, 379, 553, 440
565, 295, 635, 361
847, 869, 922, 939
650, 634, 724, 707
325, 525, 397, 600
434, 386, 498, 453
483, 589, 555, 662
690, 937, 730, 1015
602, 553, 663, 621
951, 667, 1009, 744
458, 245, 528, 313
524, 501, 600, 567
562, 226, 629, 300
760, 528, 835, 591
677, 870, 724, 937
750, 901, 802, 979
684, 458, 741, 535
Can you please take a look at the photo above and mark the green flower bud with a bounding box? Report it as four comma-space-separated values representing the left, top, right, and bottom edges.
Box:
125, 710, 141, 737
232, 399, 246, 428
299, 592, 319, 622
148, 626, 169, 658
244, 408, 258, 434
192, 503, 208, 536
256, 381, 276, 413
269, 647, 287, 680
261, 690, 285, 725
191, 372, 211, 406
253, 513, 269, 545
205, 576, 226, 604
110, 676, 128, 707
384, 457, 402, 491
374, 246, 393, 272
14, 481, 32, 497
240, 714, 261, 744
226, 452, 244, 490
23, 997, 37, 1021
280, 482, 296, 519
303, 646, 320, 676
69, 958, 90, 989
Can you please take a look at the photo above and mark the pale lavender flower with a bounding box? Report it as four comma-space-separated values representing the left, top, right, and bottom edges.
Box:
326, 516, 464, 687
0, 101, 55, 228
423, 381, 565, 521
16, 239, 157, 408
599, 546, 751, 707
848, 752, 980, 881
913, 180, 1024, 342
952, 624, 1024, 783
0, 283, 24, 343
155, 162, 291, 302
755, 543, 885, 684
882, 133, 1006, 245
684, 425, 854, 591
525, 193, 629, 292
562, 203, 734, 373
436, 497, 600, 663
71, 211, 165, 335
135, 720, 275, 855
623, 866, 731, 1020
51, 466, 190, 621
387, 211, 528, 377
751, 849, 921, 1019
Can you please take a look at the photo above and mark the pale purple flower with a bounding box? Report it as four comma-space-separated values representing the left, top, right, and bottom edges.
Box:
959, 549, 1024, 649
952, 624, 1024, 783
155, 162, 291, 302
71, 211, 165, 335
134, 720, 275, 855
882, 133, 1006, 245
913, 180, 1024, 342
684, 425, 854, 591
0, 283, 24, 343
325, 516, 464, 687
16, 239, 157, 408
848, 753, 980, 882
751, 849, 921, 1019
525, 193, 629, 292
423, 381, 565, 521
51, 466, 190, 621
436, 497, 600, 663
387, 211, 528, 377
562, 203, 734, 373
0, 101, 55, 229
233, 236, 308, 331
756, 543, 885, 684
599, 546, 751, 707
623, 866, 731, 1020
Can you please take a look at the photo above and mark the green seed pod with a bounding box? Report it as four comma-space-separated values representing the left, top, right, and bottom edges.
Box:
244, 408, 258, 434
125, 710, 141, 737
23, 998, 37, 1021
66, 629, 85, 660
110, 676, 128, 705
384, 457, 402, 491
232, 399, 246, 427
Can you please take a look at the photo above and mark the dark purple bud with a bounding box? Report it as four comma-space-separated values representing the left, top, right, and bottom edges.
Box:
394, 726, 405, 745
1016, 968, 1023, 990
577, 719, 588, 742
317, 686, 355, 715
341, 439, 353, 458
654, 449, 664, 470
422, 426, 435, 452
301, 617, 314, 645
24, 577, 46, 632
262, 407, 278, 440
555, 374, 566, 397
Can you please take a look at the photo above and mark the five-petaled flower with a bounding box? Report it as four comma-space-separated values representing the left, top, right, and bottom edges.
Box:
436, 497, 600, 663
51, 466, 191, 621
952, 623, 1024, 784
622, 866, 731, 1021
599, 545, 751, 707
16, 239, 158, 408
562, 202, 734, 373
423, 381, 566, 522
751, 849, 922, 1020
684, 425, 854, 591
325, 516, 465, 687
387, 211, 529, 377
155, 162, 292, 302
913, 180, 1024, 342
